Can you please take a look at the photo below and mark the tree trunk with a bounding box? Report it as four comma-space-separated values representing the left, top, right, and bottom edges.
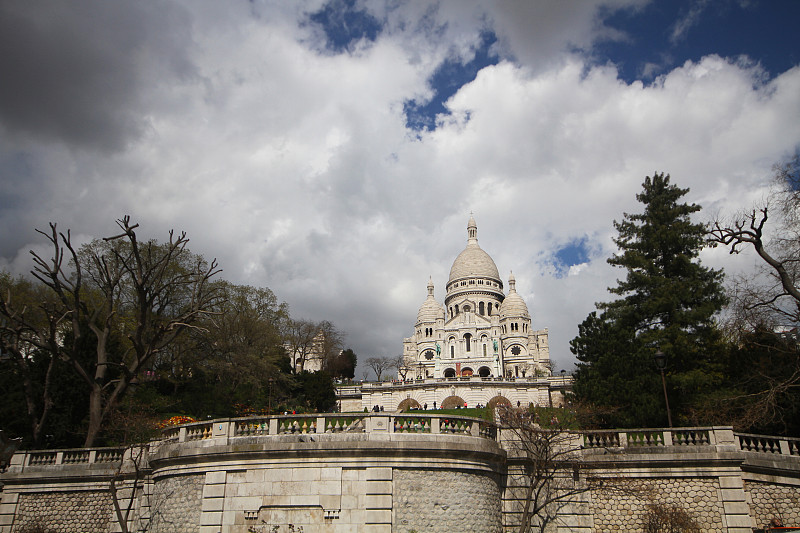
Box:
84, 383, 104, 447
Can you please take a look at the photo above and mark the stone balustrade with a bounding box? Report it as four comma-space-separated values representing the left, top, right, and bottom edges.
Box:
161, 412, 496, 444
581, 426, 800, 457
354, 375, 572, 388
11, 446, 125, 470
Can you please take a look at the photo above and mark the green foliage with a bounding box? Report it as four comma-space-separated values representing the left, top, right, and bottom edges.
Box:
691, 327, 800, 436
292, 371, 337, 412
330, 348, 357, 379
433, 407, 492, 420
571, 173, 727, 428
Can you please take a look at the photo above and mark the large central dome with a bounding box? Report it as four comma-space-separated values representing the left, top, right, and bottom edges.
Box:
448, 215, 500, 283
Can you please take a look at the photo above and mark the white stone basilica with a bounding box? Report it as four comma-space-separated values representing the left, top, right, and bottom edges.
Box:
336, 216, 569, 413
402, 216, 551, 380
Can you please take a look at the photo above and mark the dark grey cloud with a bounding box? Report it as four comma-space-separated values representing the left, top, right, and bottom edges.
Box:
0, 0, 195, 152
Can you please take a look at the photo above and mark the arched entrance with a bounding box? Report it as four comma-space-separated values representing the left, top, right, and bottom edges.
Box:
441, 395, 466, 409
461, 367, 473, 377
478, 366, 491, 377
487, 395, 512, 410
397, 398, 421, 412
443, 368, 456, 378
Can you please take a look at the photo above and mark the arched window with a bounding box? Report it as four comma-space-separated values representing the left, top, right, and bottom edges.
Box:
450, 345, 454, 358
488, 302, 492, 315
479, 301, 485, 315
483, 343, 487, 356
464, 333, 472, 352
455, 305, 459, 315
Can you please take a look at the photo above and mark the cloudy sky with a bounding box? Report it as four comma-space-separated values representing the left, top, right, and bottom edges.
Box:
1, 0, 799, 375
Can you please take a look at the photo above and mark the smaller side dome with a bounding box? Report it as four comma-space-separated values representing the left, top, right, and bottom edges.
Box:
417, 277, 445, 324
499, 271, 530, 319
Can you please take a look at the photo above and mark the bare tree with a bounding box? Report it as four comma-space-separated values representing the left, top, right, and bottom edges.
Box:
390, 354, 410, 380
0, 274, 62, 446
282, 319, 319, 373
317, 320, 344, 372
0, 217, 221, 446
708, 154, 800, 431
498, 407, 591, 533
709, 153, 800, 328
365, 356, 392, 381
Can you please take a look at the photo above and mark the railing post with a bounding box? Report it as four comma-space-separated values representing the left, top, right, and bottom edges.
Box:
213, 420, 229, 439
55, 452, 64, 465
779, 438, 790, 455
88, 450, 97, 464
269, 418, 278, 435
431, 417, 440, 434
663, 430, 673, 446
317, 416, 326, 434
618, 431, 628, 447
470, 421, 480, 437
179, 426, 187, 443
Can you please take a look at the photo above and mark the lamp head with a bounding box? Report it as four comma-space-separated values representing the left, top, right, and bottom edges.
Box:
654, 350, 666, 370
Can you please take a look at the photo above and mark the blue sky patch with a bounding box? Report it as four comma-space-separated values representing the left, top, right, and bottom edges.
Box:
594, 0, 800, 83
404, 31, 498, 132
551, 237, 593, 277
309, 0, 382, 53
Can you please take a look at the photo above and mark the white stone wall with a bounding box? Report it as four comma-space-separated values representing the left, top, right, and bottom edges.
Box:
149, 473, 204, 533
11, 490, 112, 533
745, 480, 800, 530
393, 469, 501, 533
590, 478, 724, 532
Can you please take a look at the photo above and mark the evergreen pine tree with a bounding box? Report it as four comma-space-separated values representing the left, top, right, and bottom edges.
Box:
571, 173, 727, 428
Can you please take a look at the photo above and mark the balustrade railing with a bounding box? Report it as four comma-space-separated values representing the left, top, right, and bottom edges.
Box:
736, 433, 800, 456
20, 447, 125, 469
157, 413, 492, 443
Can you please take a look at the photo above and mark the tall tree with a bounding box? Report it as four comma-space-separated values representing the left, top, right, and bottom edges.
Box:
330, 348, 357, 380
710, 151, 800, 328
707, 153, 800, 433
0, 217, 221, 446
365, 356, 392, 381
571, 173, 727, 428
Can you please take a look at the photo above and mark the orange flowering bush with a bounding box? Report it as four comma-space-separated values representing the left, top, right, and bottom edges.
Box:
156, 415, 197, 429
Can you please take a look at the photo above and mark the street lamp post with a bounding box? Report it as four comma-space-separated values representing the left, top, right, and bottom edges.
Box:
653, 350, 673, 428
267, 377, 276, 415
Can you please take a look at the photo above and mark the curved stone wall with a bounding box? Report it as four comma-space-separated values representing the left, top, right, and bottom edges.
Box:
393, 469, 501, 533
148, 473, 204, 533
745, 480, 800, 530
590, 478, 723, 532
12, 491, 111, 533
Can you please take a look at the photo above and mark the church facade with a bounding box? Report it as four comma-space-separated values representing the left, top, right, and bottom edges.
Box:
402, 216, 551, 380
337, 216, 570, 412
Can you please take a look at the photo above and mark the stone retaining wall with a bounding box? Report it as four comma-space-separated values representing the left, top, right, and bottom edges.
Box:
393, 469, 501, 533
13, 490, 112, 533
2, 422, 800, 532
745, 480, 800, 530
148, 473, 204, 533
590, 477, 723, 532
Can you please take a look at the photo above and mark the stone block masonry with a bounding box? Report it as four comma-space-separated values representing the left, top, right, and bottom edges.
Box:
590, 478, 724, 532
148, 473, 204, 533
393, 469, 501, 533
12, 491, 112, 533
